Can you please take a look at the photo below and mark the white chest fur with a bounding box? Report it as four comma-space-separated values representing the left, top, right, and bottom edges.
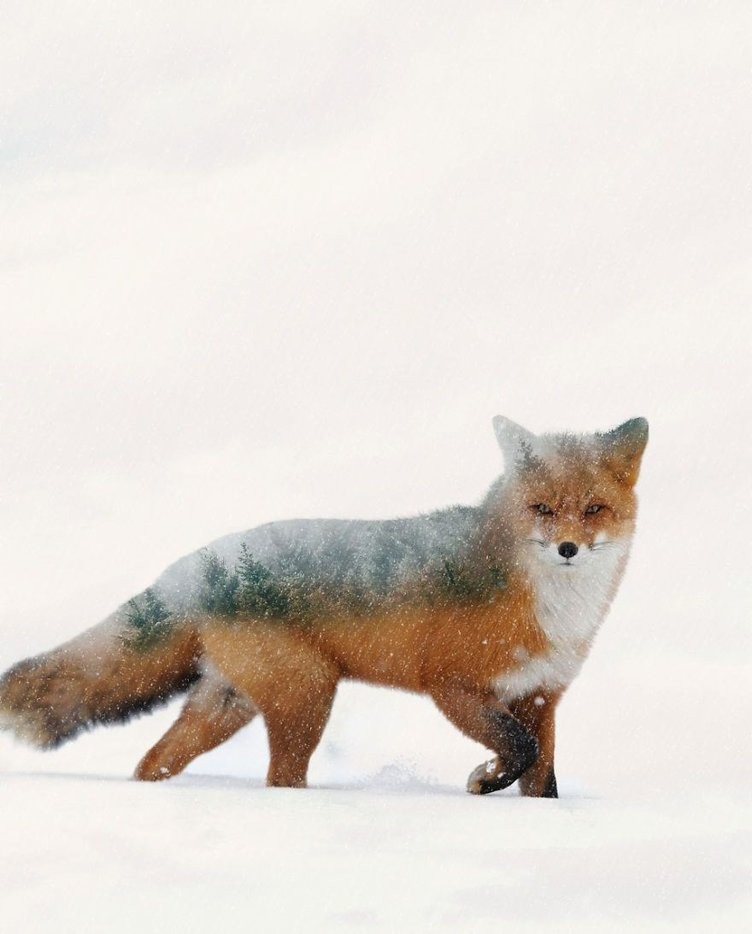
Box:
493, 541, 629, 703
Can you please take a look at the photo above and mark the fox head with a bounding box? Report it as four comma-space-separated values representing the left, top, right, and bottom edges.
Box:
491, 416, 649, 573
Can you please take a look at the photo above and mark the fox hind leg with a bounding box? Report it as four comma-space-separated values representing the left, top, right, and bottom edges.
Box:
135, 664, 257, 781
201, 624, 340, 788
264, 675, 338, 788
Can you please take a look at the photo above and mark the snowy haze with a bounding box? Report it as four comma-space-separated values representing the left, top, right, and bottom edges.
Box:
1, 2, 750, 931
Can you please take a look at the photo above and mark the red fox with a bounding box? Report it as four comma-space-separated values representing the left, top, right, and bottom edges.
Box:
0, 416, 647, 796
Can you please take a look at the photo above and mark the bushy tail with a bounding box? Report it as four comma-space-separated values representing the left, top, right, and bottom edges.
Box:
0, 617, 201, 749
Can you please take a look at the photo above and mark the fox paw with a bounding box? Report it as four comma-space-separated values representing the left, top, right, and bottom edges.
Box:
467, 756, 514, 795
134, 755, 174, 782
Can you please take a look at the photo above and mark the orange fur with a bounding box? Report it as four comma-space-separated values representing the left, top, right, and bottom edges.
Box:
1, 417, 647, 796
147, 440, 644, 792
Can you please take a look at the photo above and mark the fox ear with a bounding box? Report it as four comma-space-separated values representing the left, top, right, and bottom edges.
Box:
599, 417, 649, 485
492, 416, 540, 470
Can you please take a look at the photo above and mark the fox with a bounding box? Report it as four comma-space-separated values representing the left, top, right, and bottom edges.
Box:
0, 416, 647, 796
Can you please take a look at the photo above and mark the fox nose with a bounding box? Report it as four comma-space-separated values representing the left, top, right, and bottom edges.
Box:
558, 541, 578, 559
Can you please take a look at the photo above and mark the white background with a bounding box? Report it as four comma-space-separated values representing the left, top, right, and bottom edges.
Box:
2, 2, 750, 930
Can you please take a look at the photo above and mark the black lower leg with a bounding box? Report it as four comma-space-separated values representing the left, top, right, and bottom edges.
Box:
540, 768, 558, 798
468, 711, 539, 794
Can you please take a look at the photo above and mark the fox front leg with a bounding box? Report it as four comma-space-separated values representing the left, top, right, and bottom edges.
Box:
466, 691, 561, 797
465, 710, 541, 795
507, 690, 561, 798
431, 685, 539, 795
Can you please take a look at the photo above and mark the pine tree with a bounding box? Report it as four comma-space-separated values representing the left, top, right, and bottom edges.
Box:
236, 543, 289, 618
124, 588, 172, 648
198, 550, 239, 616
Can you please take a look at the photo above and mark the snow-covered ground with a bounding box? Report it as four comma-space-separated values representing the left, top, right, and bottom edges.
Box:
2, 662, 750, 931
2, 2, 750, 931
3, 774, 748, 932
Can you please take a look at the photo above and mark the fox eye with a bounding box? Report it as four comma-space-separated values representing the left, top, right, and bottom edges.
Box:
532, 503, 553, 515
585, 504, 604, 515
